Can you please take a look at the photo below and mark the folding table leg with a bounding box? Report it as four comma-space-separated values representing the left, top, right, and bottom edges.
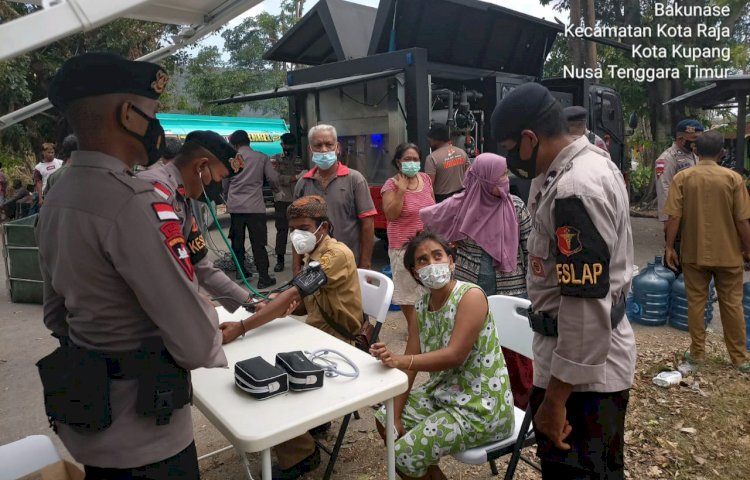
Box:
234, 446, 256, 480
261, 448, 272, 480
322, 413, 352, 480
503, 408, 534, 480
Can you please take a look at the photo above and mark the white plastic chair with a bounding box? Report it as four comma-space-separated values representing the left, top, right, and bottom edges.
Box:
357, 268, 394, 345
452, 295, 539, 479
0, 435, 62, 480
314, 269, 394, 479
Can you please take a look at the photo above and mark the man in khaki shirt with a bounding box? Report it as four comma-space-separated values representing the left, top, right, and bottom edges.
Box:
424, 123, 469, 202
664, 130, 750, 373
220, 195, 362, 479
492, 83, 636, 479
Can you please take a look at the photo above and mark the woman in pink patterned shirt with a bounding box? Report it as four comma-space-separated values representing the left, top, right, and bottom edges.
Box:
381, 143, 435, 335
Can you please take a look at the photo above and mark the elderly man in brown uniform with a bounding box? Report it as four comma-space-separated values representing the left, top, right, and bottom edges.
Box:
293, 124, 376, 273
424, 123, 470, 203
664, 130, 750, 374
493, 83, 636, 479
138, 130, 253, 311
36, 53, 226, 479
221, 195, 363, 479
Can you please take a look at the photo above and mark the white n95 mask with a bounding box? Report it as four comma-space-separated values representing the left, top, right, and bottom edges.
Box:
290, 224, 323, 255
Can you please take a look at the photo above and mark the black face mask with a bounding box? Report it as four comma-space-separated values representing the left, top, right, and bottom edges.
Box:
198, 168, 224, 204
122, 105, 165, 166
505, 136, 539, 180
684, 140, 696, 153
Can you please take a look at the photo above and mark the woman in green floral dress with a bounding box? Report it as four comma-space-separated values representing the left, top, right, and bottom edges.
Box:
371, 231, 515, 479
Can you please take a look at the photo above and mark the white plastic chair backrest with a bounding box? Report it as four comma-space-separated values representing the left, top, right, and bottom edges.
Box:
357, 268, 394, 325
488, 295, 534, 360
0, 435, 61, 480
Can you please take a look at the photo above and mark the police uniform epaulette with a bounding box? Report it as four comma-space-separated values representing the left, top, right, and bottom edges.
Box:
109, 170, 155, 194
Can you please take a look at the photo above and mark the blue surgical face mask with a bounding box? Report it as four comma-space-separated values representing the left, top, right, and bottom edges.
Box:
312, 151, 337, 169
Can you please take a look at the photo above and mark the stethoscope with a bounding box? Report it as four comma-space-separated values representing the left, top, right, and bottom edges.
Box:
305, 349, 360, 378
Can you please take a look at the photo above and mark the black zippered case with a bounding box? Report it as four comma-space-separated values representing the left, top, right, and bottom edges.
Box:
234, 356, 288, 400
275, 351, 324, 391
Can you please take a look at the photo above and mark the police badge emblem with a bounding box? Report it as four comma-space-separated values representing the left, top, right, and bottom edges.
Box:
556, 226, 582, 257
230, 154, 245, 174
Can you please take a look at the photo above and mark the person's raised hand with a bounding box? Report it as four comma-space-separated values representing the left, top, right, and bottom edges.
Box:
395, 173, 409, 192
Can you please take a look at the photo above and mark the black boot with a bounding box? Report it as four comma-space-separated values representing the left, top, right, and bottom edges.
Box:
257, 274, 277, 289
273, 254, 284, 272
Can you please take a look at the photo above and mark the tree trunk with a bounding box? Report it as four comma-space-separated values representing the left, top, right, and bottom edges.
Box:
568, 0, 584, 68
581, 0, 597, 68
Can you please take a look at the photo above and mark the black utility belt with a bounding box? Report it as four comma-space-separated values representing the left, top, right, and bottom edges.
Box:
35, 337, 191, 433
528, 297, 626, 337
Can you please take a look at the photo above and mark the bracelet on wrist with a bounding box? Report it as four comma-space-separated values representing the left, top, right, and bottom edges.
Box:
408, 355, 414, 370
240, 319, 246, 337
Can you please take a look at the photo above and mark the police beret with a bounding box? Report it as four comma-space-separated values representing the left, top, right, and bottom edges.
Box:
676, 119, 704, 134
491, 83, 557, 141
184, 130, 244, 177
427, 124, 450, 142
48, 52, 167, 110
564, 106, 587, 122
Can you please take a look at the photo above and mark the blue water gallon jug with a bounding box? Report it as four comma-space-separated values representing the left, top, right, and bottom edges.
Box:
743, 283, 750, 350
381, 265, 400, 311
653, 256, 676, 284
631, 262, 670, 326
668, 274, 713, 331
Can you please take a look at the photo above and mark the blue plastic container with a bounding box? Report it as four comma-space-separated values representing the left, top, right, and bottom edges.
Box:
630, 262, 670, 326
743, 283, 750, 350
668, 274, 714, 331
653, 255, 676, 284
381, 265, 401, 311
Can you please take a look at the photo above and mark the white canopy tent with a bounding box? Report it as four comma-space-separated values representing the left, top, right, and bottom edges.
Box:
0, 0, 263, 130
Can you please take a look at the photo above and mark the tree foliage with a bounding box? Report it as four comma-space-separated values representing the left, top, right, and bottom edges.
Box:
0, 1, 175, 168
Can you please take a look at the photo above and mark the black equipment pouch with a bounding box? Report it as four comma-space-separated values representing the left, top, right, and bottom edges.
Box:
135, 337, 191, 426
36, 346, 112, 433
528, 296, 626, 337
234, 356, 289, 400
276, 351, 324, 392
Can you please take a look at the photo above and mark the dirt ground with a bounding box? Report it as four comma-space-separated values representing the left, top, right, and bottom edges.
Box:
1, 216, 748, 479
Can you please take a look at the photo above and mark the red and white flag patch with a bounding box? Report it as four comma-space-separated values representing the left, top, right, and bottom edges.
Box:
152, 202, 179, 221
153, 182, 172, 200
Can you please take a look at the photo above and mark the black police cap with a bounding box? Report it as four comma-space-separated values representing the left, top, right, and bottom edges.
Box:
564, 106, 587, 122
491, 83, 557, 141
185, 130, 244, 177
676, 119, 704, 134
48, 52, 168, 110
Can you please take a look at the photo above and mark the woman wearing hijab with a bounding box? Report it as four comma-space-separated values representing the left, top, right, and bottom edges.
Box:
420, 152, 533, 409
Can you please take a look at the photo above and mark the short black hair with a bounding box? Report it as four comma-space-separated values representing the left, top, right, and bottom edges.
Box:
280, 133, 297, 145
403, 230, 454, 285
59, 134, 79, 160
229, 130, 250, 146
391, 142, 421, 169
162, 137, 183, 160
695, 130, 724, 158
427, 124, 450, 142
528, 101, 568, 138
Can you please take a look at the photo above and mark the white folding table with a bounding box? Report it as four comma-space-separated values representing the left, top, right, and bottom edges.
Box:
191, 308, 408, 480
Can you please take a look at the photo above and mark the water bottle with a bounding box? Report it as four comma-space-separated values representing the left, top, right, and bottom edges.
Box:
743, 283, 750, 350
631, 262, 670, 326
669, 274, 713, 331
653, 255, 676, 284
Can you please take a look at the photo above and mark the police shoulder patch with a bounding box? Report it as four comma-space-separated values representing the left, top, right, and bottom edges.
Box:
152, 202, 179, 222
554, 197, 610, 298
153, 182, 172, 200
159, 219, 194, 281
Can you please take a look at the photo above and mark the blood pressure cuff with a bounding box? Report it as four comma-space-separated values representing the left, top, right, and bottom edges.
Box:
36, 346, 112, 433
276, 351, 324, 392
234, 356, 289, 400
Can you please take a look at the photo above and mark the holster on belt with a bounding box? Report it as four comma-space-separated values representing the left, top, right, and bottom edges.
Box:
528, 296, 626, 337
135, 337, 192, 426
36, 336, 191, 432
